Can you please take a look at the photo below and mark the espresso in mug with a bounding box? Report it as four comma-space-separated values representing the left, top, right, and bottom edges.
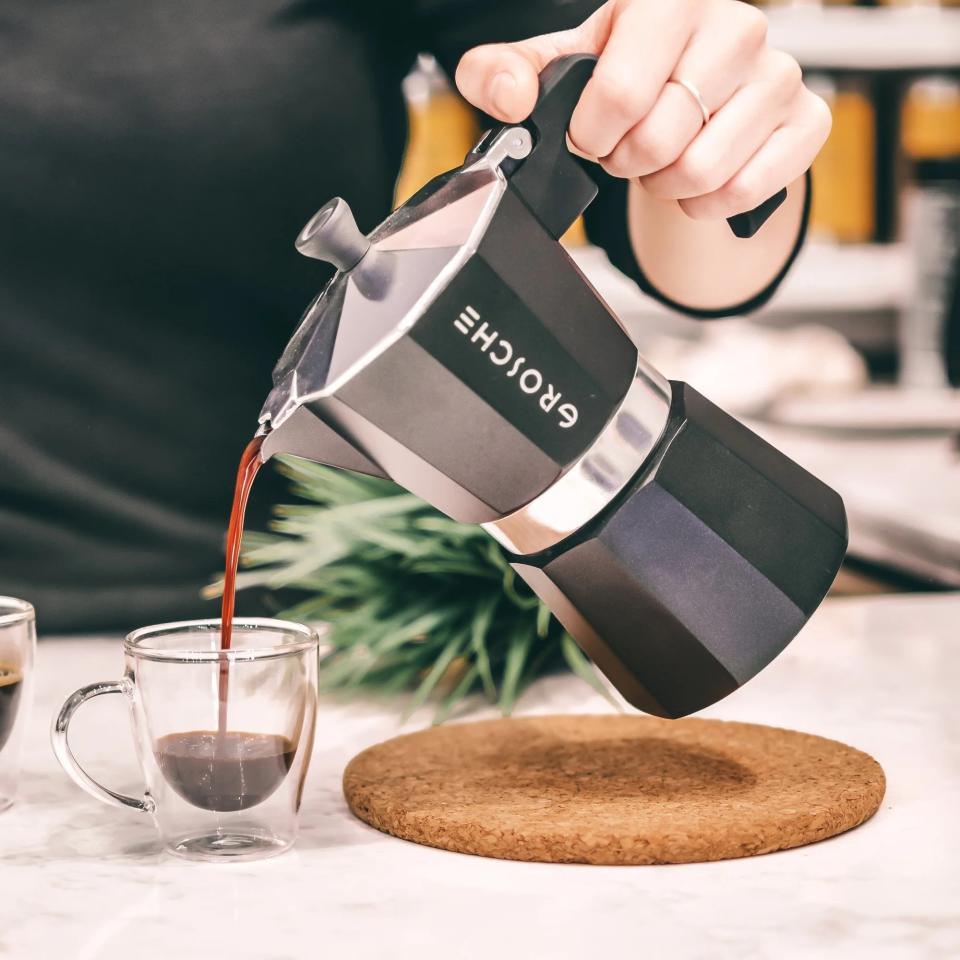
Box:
154, 730, 296, 813
0, 665, 23, 753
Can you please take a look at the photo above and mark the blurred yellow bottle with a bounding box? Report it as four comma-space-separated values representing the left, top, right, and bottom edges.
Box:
807, 74, 877, 243
901, 75, 960, 160
394, 54, 481, 207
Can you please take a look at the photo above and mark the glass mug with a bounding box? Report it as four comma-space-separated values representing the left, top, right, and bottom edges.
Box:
0, 597, 36, 812
52, 619, 318, 862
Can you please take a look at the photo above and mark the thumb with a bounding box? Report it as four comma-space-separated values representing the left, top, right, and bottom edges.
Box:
455, 28, 596, 123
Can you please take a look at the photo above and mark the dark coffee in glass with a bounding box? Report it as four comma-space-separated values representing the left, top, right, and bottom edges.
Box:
0, 666, 23, 753
154, 730, 296, 812
0, 597, 35, 811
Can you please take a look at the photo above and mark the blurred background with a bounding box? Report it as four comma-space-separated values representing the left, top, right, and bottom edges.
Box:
397, 0, 960, 598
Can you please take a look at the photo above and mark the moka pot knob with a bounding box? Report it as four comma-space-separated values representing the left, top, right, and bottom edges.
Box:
296, 197, 393, 300
296, 197, 371, 269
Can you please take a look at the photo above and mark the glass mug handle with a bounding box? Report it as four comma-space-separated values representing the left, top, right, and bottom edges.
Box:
51, 680, 156, 814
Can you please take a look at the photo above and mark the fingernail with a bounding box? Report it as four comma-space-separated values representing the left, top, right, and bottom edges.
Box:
489, 71, 518, 118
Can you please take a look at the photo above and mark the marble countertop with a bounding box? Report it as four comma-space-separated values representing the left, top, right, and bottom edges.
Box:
5, 593, 959, 960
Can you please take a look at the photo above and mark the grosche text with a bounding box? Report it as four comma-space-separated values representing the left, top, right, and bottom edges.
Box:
453, 306, 579, 429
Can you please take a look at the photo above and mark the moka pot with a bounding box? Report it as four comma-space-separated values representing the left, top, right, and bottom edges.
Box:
257, 54, 847, 718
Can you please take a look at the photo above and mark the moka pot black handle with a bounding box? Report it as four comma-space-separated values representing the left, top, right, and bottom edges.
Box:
501, 53, 787, 240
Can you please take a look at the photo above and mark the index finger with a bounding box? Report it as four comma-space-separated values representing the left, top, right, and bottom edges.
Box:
569, 0, 694, 159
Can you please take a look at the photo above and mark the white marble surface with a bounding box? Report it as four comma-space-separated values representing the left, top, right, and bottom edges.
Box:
3, 594, 959, 960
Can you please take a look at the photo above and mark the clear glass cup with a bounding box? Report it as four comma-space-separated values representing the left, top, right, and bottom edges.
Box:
52, 619, 318, 862
0, 597, 36, 812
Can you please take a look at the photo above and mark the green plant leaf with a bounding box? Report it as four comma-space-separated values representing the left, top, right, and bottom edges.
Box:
536, 602, 551, 639
433, 663, 479, 725
469, 596, 498, 701
401, 631, 465, 722
499, 622, 534, 716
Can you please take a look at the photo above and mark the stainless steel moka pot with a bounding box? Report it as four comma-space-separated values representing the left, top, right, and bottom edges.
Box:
257, 55, 847, 718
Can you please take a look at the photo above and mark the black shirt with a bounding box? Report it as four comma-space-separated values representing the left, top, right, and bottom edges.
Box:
0, 0, 797, 631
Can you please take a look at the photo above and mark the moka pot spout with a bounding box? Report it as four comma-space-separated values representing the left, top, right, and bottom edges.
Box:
256, 403, 388, 479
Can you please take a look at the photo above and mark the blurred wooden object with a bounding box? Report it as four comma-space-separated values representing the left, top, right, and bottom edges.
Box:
765, 5, 960, 70
831, 565, 902, 597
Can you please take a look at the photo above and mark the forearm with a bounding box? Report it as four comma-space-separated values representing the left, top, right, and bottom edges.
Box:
625, 172, 809, 316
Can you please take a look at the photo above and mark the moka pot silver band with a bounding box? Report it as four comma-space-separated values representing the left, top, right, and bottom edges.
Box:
483, 356, 672, 555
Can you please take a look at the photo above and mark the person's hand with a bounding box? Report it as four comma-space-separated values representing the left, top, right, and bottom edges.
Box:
455, 0, 830, 220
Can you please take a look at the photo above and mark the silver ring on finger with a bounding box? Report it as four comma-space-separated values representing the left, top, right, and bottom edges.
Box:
670, 78, 711, 126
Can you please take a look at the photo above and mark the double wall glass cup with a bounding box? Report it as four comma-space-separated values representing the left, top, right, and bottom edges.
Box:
52, 619, 319, 861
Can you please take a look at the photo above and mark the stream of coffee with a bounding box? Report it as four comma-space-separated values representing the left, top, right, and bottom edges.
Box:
148, 433, 299, 814
220, 435, 265, 651
217, 434, 265, 732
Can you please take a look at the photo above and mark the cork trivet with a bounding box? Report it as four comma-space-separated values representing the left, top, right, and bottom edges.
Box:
343, 715, 885, 865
